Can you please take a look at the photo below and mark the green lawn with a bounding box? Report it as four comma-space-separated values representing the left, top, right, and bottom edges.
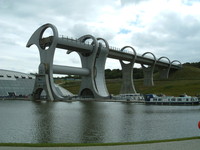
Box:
135, 79, 200, 96
56, 65, 200, 96
57, 79, 200, 96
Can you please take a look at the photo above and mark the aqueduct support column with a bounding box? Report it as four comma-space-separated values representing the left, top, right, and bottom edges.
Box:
119, 46, 137, 94
157, 57, 171, 79
78, 36, 110, 99
141, 52, 156, 86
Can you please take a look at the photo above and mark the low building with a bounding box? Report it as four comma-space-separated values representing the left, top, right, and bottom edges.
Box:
0, 69, 73, 99
0, 69, 35, 98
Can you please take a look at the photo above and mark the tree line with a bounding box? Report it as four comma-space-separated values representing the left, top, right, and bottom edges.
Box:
54, 62, 200, 80
184, 62, 200, 68
56, 68, 144, 80
105, 68, 144, 79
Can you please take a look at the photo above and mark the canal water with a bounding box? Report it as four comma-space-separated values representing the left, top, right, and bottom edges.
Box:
0, 100, 199, 143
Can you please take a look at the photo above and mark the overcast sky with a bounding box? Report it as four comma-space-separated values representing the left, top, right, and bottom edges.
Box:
0, 0, 200, 74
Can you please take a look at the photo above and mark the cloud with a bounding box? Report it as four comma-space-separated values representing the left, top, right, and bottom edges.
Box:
0, 0, 200, 74
120, 0, 149, 5
130, 9, 200, 62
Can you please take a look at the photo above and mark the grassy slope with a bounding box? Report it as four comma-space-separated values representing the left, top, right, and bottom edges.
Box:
58, 65, 200, 96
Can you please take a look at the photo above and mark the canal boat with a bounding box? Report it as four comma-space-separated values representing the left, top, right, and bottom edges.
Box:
145, 94, 200, 105
113, 93, 145, 102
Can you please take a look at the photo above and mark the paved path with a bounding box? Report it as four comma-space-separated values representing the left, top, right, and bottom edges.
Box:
0, 139, 200, 150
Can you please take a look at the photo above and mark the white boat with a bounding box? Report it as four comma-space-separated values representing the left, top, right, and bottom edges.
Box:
145, 94, 200, 105
113, 93, 145, 102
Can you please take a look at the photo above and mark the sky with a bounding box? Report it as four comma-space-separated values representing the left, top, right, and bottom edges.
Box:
0, 0, 200, 74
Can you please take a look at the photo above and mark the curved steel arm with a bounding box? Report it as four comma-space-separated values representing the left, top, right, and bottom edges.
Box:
171, 60, 182, 68
141, 52, 156, 68
120, 46, 137, 60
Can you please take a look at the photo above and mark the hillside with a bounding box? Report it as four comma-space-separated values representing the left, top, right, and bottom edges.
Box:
168, 65, 200, 80
57, 65, 200, 96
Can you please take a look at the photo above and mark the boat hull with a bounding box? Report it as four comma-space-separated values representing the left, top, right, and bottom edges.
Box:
145, 101, 200, 105
145, 94, 200, 105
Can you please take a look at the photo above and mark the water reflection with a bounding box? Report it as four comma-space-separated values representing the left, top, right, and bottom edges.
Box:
79, 102, 105, 143
31, 101, 55, 143
0, 100, 199, 143
120, 103, 137, 142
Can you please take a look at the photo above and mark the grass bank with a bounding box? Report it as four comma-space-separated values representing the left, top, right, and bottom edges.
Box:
0, 136, 199, 147
58, 79, 200, 96
57, 65, 200, 96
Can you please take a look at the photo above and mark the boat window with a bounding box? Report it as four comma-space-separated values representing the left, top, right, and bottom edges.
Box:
0, 75, 3, 77
171, 98, 175, 101
178, 98, 182, 101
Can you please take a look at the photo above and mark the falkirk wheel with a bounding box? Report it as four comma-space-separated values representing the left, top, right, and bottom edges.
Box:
27, 23, 182, 101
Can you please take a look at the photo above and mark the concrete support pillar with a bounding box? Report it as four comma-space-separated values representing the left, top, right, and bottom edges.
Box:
157, 57, 171, 79
143, 67, 155, 86
78, 36, 109, 99
26, 24, 65, 101
141, 52, 156, 86
120, 46, 137, 94
159, 68, 170, 79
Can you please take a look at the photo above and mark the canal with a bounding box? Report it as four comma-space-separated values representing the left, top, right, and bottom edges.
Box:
0, 100, 199, 143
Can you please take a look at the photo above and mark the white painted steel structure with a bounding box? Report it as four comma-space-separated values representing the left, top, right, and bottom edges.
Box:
27, 23, 181, 101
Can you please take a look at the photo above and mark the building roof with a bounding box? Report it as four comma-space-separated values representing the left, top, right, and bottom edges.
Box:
0, 69, 35, 81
